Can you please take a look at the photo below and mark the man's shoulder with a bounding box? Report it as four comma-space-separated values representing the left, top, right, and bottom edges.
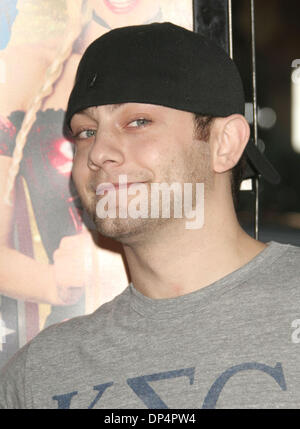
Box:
38, 287, 129, 342
16, 287, 130, 364
227, 241, 300, 306
260, 241, 300, 268
270, 241, 300, 272
0, 287, 131, 408
253, 241, 300, 297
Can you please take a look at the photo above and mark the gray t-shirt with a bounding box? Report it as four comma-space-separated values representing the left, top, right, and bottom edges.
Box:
1, 241, 300, 409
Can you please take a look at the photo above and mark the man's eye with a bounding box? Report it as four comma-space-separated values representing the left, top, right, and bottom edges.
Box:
127, 118, 151, 128
75, 129, 96, 139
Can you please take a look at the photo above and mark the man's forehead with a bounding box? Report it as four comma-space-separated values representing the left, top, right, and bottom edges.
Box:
81, 102, 160, 115
70, 104, 126, 125
72, 103, 173, 121
83, 103, 125, 115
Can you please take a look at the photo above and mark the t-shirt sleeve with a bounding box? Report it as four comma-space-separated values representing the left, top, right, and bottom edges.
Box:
0, 343, 31, 409
0, 115, 17, 157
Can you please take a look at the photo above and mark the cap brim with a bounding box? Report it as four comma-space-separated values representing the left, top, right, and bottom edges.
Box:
243, 139, 281, 185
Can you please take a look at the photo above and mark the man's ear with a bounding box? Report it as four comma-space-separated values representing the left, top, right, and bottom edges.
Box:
212, 114, 250, 174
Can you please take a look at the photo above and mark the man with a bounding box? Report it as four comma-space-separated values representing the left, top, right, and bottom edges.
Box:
0, 22, 300, 409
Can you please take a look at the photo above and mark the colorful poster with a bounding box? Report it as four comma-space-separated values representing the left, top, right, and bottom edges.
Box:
0, 0, 193, 370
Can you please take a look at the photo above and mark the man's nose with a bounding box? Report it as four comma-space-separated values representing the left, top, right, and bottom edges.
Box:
87, 131, 125, 171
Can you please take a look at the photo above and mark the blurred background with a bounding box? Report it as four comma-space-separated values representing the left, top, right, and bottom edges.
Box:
232, 0, 300, 245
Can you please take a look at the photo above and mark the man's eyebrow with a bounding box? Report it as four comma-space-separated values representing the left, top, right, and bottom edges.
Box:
70, 103, 127, 135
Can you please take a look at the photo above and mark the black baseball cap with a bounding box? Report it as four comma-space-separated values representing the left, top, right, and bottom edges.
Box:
65, 22, 280, 185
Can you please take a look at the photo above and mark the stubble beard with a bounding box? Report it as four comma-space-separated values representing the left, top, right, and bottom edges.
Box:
81, 139, 211, 243
85, 189, 174, 243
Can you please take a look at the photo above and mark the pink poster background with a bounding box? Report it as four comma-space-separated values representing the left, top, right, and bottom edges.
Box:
0, 0, 193, 370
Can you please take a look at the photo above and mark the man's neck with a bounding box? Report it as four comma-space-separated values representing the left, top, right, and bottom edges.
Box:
122, 207, 266, 300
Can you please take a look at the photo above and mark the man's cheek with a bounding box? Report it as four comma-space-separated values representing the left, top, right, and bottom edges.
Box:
72, 158, 87, 193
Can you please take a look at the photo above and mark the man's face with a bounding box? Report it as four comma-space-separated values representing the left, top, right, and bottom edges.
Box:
70, 103, 211, 242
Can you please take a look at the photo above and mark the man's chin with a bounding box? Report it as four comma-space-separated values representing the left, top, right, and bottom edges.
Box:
91, 214, 167, 244
91, 215, 149, 241
83, 195, 172, 242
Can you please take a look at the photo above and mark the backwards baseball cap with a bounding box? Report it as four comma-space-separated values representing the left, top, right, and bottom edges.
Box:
65, 22, 280, 184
